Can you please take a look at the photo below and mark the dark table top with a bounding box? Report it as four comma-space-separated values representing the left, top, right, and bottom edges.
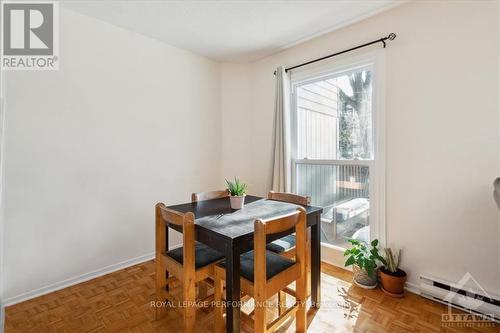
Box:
167, 195, 322, 241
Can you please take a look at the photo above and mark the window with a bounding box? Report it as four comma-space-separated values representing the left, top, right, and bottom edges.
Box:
291, 56, 384, 254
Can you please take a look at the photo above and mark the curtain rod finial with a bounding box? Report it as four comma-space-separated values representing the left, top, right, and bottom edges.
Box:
388, 33, 396, 40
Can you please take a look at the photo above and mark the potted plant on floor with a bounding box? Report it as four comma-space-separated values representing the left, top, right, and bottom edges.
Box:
344, 238, 384, 289
226, 177, 247, 209
379, 248, 407, 297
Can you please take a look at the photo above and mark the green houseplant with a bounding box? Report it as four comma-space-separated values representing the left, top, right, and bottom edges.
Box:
344, 238, 384, 289
225, 177, 247, 209
379, 248, 407, 297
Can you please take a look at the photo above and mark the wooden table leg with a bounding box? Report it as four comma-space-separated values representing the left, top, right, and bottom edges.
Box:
310, 214, 321, 308
225, 244, 241, 333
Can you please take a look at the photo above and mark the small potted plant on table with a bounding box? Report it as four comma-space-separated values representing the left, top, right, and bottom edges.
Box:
226, 177, 247, 209
344, 239, 384, 289
379, 248, 407, 297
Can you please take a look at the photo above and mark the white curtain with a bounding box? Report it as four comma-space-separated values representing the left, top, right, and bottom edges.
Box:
271, 66, 291, 192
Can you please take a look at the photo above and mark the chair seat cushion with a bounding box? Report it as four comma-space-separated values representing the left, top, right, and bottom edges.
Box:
218, 250, 295, 282
266, 235, 296, 253
166, 242, 225, 269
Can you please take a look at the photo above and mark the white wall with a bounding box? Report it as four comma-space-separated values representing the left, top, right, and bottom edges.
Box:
220, 64, 252, 182
3, 8, 221, 302
221, 1, 500, 294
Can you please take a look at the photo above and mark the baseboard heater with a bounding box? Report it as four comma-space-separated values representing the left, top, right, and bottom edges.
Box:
419, 274, 500, 323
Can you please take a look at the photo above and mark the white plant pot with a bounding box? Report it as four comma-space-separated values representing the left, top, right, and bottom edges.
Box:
230, 195, 246, 209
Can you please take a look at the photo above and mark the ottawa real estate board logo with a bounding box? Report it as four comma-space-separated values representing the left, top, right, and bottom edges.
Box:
1, 1, 59, 70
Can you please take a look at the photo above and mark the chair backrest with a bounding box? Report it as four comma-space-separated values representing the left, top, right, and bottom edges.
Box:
268, 191, 310, 206
253, 207, 306, 295
192, 190, 230, 202
156, 203, 196, 272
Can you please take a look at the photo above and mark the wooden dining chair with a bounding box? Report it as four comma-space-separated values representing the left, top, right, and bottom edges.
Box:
191, 189, 229, 202
266, 191, 312, 308
266, 191, 310, 258
190, 189, 230, 298
155, 203, 225, 333
214, 208, 307, 333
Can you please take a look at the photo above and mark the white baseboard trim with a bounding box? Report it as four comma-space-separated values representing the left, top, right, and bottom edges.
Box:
4, 252, 155, 307
404, 281, 420, 295
4, 243, 183, 307
4, 253, 421, 308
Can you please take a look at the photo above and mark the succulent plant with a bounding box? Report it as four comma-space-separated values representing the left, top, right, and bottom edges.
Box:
225, 177, 247, 196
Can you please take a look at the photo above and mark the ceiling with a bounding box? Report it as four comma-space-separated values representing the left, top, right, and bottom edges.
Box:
62, 0, 401, 63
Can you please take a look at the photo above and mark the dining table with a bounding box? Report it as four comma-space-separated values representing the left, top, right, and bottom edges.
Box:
166, 195, 323, 333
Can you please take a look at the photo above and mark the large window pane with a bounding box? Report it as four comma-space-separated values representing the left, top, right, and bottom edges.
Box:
294, 65, 374, 249
296, 163, 370, 248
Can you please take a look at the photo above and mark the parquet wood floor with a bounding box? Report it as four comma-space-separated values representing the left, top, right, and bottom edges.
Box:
5, 260, 499, 333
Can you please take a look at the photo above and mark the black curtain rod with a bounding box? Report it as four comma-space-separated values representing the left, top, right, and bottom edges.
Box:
274, 33, 396, 75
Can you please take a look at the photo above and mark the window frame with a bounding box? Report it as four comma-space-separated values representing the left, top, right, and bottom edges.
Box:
289, 50, 386, 248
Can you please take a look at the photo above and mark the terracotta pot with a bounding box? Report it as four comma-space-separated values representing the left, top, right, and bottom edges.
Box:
379, 267, 407, 297
229, 195, 245, 209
